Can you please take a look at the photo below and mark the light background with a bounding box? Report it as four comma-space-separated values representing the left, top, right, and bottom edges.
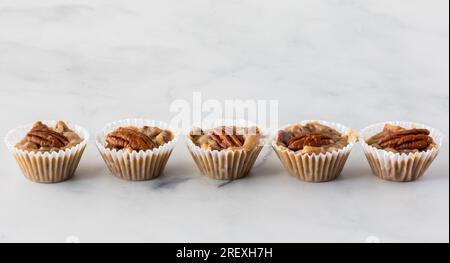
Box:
0, 0, 448, 242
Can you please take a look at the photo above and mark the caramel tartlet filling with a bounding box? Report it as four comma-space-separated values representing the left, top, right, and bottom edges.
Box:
276, 122, 350, 154
189, 126, 262, 151
106, 126, 174, 152
15, 121, 83, 152
366, 124, 436, 153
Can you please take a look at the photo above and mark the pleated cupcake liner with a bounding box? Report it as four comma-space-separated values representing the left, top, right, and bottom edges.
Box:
186, 119, 266, 180
359, 121, 444, 182
187, 140, 263, 180
4, 121, 90, 183
95, 119, 178, 181
272, 120, 357, 182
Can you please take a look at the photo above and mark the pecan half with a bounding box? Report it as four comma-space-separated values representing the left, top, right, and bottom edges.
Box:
277, 130, 294, 145
26, 122, 69, 148
209, 126, 245, 149
106, 127, 156, 151
378, 129, 433, 151
288, 134, 336, 151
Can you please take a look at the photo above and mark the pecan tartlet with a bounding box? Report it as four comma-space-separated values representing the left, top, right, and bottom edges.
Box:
187, 125, 264, 180
360, 122, 443, 182
273, 121, 357, 182
5, 121, 89, 183
96, 119, 178, 181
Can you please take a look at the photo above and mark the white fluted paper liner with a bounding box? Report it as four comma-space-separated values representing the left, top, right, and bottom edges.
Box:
95, 119, 178, 181
185, 120, 266, 180
272, 120, 357, 182
4, 121, 89, 183
359, 121, 444, 182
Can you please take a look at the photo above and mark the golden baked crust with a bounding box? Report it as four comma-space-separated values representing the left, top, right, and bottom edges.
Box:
106, 126, 174, 152
15, 121, 83, 152
276, 122, 350, 154
366, 124, 436, 153
189, 126, 262, 151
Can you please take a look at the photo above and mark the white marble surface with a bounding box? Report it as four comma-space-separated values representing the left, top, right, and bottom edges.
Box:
0, 0, 448, 243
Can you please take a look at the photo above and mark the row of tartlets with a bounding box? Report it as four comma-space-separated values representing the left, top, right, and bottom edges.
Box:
4, 119, 444, 183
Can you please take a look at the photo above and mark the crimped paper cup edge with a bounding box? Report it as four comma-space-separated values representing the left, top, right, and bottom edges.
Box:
185, 134, 263, 180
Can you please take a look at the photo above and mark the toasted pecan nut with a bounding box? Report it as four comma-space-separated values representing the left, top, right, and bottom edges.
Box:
191, 126, 261, 151
156, 130, 174, 146
379, 134, 430, 148
287, 135, 306, 151
378, 130, 433, 151
106, 127, 156, 151
55, 121, 71, 133
288, 134, 336, 151
395, 139, 433, 151
378, 129, 430, 144
367, 125, 435, 152
26, 124, 69, 148
278, 130, 294, 145
210, 127, 245, 149
243, 135, 260, 150
142, 126, 162, 139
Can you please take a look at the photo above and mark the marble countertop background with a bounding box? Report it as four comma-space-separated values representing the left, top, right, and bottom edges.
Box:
0, 0, 448, 243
